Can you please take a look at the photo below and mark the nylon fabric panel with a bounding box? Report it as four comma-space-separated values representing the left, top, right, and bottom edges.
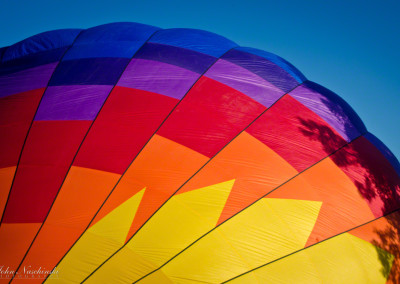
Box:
148, 28, 237, 57
135, 43, 215, 74
365, 132, 400, 176
232, 46, 306, 84
127, 198, 321, 283
45, 189, 145, 283
2, 120, 91, 223
228, 233, 393, 284
246, 94, 347, 172
0, 88, 44, 168
0, 63, 57, 98
291, 81, 366, 142
62, 23, 159, 60
157, 76, 267, 157
268, 153, 376, 247
49, 58, 130, 86
47, 135, 208, 281
117, 59, 200, 100
12, 166, 121, 283
0, 223, 41, 277
333, 136, 400, 216
0, 48, 66, 76
34, 85, 113, 121
205, 59, 284, 107
221, 48, 302, 93
85, 180, 235, 283
0, 167, 16, 220
2, 29, 81, 62
348, 211, 400, 284
73, 86, 179, 174
90, 134, 208, 239
175, 131, 298, 224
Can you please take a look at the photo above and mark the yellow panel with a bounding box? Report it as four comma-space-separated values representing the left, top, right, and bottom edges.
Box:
85, 180, 235, 283
46, 188, 145, 283
133, 270, 174, 284
229, 233, 393, 284
145, 198, 321, 283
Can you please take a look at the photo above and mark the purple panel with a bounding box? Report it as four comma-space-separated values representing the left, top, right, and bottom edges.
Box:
205, 59, 284, 107
117, 59, 199, 99
290, 84, 361, 142
135, 43, 215, 74
0, 63, 57, 98
35, 85, 113, 121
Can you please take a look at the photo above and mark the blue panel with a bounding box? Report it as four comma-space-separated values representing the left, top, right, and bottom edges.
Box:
303, 81, 367, 139
0, 46, 7, 61
365, 132, 400, 176
63, 22, 160, 60
2, 29, 82, 62
49, 57, 129, 86
135, 43, 215, 74
235, 47, 306, 84
222, 48, 301, 93
0, 47, 67, 76
149, 28, 238, 57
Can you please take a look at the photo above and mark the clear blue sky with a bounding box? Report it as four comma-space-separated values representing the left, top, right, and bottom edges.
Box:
1, 0, 399, 159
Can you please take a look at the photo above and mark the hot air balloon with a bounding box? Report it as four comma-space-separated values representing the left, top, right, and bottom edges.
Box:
0, 22, 399, 283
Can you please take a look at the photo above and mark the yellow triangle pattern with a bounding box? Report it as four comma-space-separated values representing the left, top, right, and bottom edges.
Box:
155, 198, 322, 283
229, 232, 394, 284
46, 188, 145, 283
85, 180, 235, 283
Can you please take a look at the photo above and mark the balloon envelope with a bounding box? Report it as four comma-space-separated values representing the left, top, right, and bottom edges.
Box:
0, 22, 399, 283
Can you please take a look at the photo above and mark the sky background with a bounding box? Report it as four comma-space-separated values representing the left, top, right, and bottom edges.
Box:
1, 0, 399, 159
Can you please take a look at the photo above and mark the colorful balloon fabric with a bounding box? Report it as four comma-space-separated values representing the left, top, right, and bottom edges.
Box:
0, 22, 399, 283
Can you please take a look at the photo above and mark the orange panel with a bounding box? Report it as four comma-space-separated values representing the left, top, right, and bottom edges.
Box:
268, 157, 375, 246
0, 166, 16, 220
13, 166, 120, 280
0, 223, 41, 278
89, 134, 208, 242
349, 211, 400, 284
179, 131, 298, 225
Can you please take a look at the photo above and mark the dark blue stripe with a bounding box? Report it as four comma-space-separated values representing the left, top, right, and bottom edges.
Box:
2, 29, 82, 62
49, 57, 129, 86
0, 47, 7, 62
0, 47, 67, 76
149, 28, 237, 57
63, 22, 160, 60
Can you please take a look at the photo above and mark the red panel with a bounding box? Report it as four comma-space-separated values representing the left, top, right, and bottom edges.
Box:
158, 76, 266, 157
246, 94, 347, 172
331, 136, 400, 216
2, 120, 91, 223
74, 86, 179, 174
0, 88, 45, 168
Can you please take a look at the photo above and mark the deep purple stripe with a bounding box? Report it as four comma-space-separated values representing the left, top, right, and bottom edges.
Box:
135, 43, 215, 74
117, 59, 199, 99
222, 48, 300, 92
205, 59, 284, 107
0, 63, 57, 98
290, 84, 361, 142
35, 85, 113, 120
